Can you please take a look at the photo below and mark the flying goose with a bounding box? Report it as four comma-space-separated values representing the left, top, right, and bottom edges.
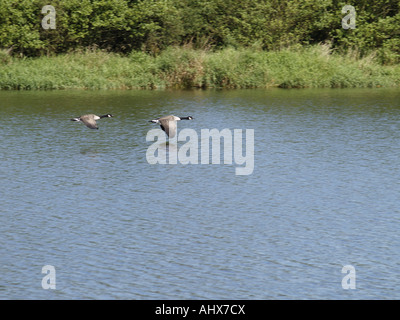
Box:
71, 114, 113, 129
149, 115, 193, 138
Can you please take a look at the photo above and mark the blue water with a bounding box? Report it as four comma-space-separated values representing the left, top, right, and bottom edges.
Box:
1, 88, 400, 299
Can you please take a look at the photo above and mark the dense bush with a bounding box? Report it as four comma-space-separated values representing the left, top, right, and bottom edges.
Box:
0, 0, 399, 63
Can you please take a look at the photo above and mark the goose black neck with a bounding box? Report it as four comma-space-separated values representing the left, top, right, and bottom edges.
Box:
100, 114, 112, 118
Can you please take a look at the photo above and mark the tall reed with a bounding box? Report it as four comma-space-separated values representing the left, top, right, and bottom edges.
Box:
0, 45, 399, 90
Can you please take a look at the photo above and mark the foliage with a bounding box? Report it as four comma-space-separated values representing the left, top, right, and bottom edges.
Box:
0, 0, 399, 64
1, 46, 399, 90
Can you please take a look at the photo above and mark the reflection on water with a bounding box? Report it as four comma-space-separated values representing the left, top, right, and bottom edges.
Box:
1, 88, 400, 299
79, 147, 101, 156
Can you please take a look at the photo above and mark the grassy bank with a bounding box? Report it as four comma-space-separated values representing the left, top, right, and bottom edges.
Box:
1, 45, 400, 90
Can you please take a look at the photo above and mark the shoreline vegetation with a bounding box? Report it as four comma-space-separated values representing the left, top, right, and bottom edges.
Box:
1, 1, 400, 90
1, 44, 400, 90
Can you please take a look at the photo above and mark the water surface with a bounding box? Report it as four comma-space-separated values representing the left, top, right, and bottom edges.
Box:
1, 88, 400, 299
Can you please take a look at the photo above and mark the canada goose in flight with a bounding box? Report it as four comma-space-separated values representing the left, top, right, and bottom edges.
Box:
71, 114, 113, 129
149, 115, 193, 138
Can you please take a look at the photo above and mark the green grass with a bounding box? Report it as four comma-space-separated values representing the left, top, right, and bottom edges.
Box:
1, 45, 400, 90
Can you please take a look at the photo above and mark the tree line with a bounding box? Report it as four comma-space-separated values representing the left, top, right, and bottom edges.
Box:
0, 0, 399, 64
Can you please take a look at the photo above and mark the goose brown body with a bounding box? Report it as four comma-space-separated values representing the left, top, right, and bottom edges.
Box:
149, 115, 193, 138
71, 114, 113, 129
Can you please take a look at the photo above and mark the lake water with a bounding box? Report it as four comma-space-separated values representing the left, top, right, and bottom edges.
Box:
1, 88, 400, 300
